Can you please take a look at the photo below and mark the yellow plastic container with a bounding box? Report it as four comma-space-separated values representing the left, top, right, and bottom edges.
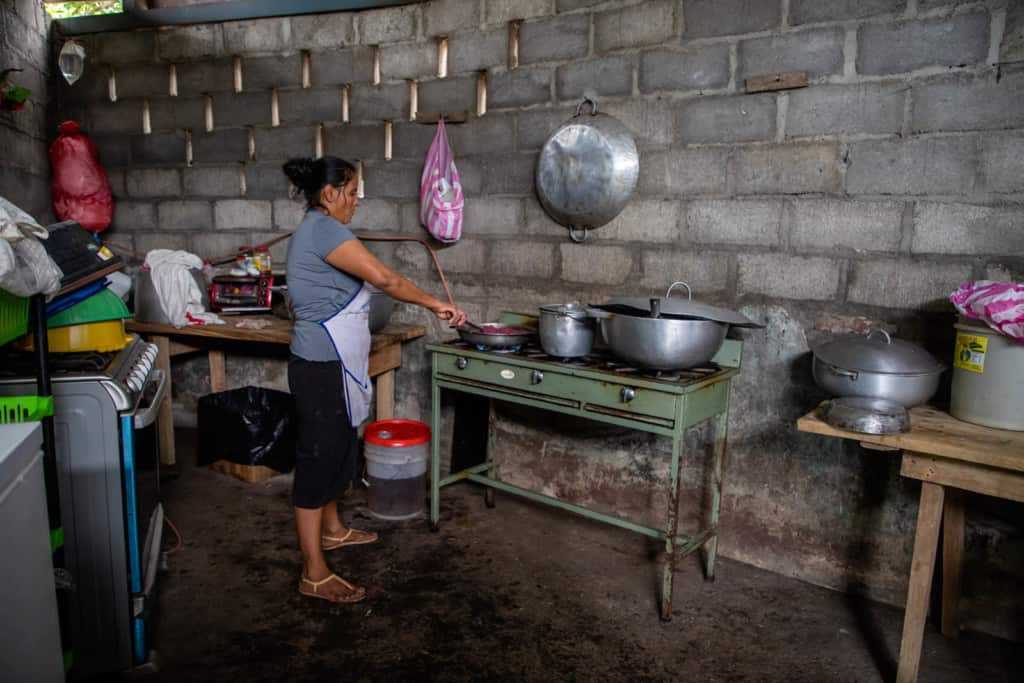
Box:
16, 319, 133, 353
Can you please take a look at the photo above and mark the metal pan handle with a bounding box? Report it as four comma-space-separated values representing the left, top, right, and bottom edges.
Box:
665, 281, 692, 300
866, 329, 892, 344
575, 97, 598, 117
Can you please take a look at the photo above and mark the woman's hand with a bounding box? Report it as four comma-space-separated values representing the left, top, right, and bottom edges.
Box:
432, 302, 466, 327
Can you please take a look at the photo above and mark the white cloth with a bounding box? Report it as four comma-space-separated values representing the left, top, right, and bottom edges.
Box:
0, 196, 63, 297
321, 284, 373, 427
143, 249, 223, 328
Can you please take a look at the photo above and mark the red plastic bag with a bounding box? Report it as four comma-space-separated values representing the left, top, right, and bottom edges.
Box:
50, 121, 113, 233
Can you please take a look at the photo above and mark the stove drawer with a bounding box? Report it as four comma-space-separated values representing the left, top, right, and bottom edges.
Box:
435, 354, 679, 423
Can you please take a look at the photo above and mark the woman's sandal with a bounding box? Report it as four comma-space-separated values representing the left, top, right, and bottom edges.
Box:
298, 573, 366, 603
321, 527, 379, 551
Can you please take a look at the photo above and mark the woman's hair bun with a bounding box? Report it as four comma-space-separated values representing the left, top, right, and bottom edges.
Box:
283, 157, 316, 190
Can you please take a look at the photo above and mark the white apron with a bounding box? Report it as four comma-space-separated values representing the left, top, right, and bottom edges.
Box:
320, 284, 373, 427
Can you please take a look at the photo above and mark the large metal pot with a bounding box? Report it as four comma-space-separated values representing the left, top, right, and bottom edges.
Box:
812, 330, 945, 407
535, 97, 639, 242
538, 303, 595, 358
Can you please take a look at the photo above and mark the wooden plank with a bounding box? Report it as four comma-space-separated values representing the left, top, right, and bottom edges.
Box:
376, 369, 395, 420
208, 350, 226, 393
798, 402, 1024, 473
209, 460, 278, 483
368, 342, 401, 377
745, 71, 808, 93
941, 489, 964, 639
896, 481, 945, 683
168, 340, 202, 357
900, 452, 1024, 504
153, 335, 176, 466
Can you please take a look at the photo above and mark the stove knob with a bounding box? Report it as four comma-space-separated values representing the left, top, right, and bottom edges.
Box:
621, 387, 637, 403
455, 357, 468, 370
531, 370, 544, 385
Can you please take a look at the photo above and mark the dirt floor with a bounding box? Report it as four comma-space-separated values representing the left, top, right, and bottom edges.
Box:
136, 429, 1020, 683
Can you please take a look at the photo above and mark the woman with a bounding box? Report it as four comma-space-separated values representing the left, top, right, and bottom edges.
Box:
282, 156, 466, 603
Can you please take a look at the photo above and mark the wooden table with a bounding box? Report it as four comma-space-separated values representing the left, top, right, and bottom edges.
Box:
125, 316, 426, 467
798, 403, 1024, 682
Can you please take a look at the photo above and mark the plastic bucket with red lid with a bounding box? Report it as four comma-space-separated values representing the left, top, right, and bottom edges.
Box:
363, 420, 430, 520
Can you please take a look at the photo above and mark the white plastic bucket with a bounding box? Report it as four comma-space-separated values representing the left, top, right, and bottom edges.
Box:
950, 319, 1024, 431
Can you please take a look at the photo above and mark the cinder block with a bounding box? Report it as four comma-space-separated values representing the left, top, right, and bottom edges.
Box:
92, 136, 132, 167
243, 55, 302, 91
786, 83, 905, 138
157, 200, 213, 230
688, 200, 782, 246
602, 200, 681, 243
734, 143, 841, 195
115, 63, 171, 99
0, 129, 46, 175
448, 114, 515, 156
595, 0, 675, 54
214, 199, 272, 229
130, 132, 187, 165
523, 196, 564, 236
519, 13, 588, 65
393, 122, 437, 159
252, 125, 316, 161
87, 100, 144, 135
485, 0, 556, 25
156, 25, 223, 62
148, 96, 204, 132
324, 123, 385, 160
1003, 1, 1024, 62
790, 199, 903, 253
349, 82, 409, 122
190, 232, 249, 261
112, 201, 157, 230
911, 71, 1024, 133
450, 156, 482, 195
381, 42, 438, 81
488, 67, 552, 109
448, 27, 507, 74
291, 12, 357, 50
245, 164, 292, 199
0, 167, 49, 221
739, 28, 844, 80
223, 18, 291, 55
912, 202, 1024, 255
213, 91, 273, 128
437, 240, 487, 274
490, 240, 557, 278
134, 232, 189, 256
738, 253, 840, 301
560, 244, 633, 284
846, 138, 977, 196
477, 153, 537, 195
516, 106, 574, 149
176, 60, 235, 95
126, 168, 182, 198
463, 197, 523, 235
678, 94, 776, 144
602, 98, 675, 147
98, 30, 155, 64
279, 87, 343, 125
683, 0, 781, 38
184, 166, 243, 197
790, 0, 903, 25
348, 198, 401, 231
639, 45, 730, 93
847, 258, 972, 309
641, 249, 731, 291
246, 231, 291, 266
106, 170, 127, 200
192, 128, 249, 163
857, 11, 989, 75
981, 133, 1024, 193
424, 0, 480, 36
273, 198, 306, 229
417, 75, 477, 114
637, 146, 729, 196
556, 57, 633, 99
55, 63, 108, 105
310, 47, 377, 86
358, 5, 418, 45
362, 160, 422, 199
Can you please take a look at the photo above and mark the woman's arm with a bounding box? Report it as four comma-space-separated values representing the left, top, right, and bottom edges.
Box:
325, 239, 466, 324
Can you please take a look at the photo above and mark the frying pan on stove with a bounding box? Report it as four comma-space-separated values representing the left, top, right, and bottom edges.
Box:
456, 322, 535, 348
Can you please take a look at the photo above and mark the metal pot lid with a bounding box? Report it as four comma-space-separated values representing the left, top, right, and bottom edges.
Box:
539, 302, 590, 319
813, 330, 945, 375
605, 282, 764, 328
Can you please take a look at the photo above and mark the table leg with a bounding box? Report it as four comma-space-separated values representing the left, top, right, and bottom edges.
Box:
941, 488, 965, 639
705, 405, 729, 582
660, 429, 684, 621
208, 349, 226, 393
896, 481, 945, 683
153, 335, 176, 466
429, 380, 441, 532
484, 398, 496, 508
375, 369, 395, 420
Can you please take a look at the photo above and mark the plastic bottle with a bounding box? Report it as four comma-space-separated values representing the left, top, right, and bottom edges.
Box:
255, 245, 272, 274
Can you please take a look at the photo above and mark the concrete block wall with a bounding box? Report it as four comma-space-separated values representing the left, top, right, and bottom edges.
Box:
56, 0, 1024, 639
0, 0, 51, 220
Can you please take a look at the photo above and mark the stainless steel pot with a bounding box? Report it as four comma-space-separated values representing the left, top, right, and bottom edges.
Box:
538, 303, 595, 358
367, 286, 394, 333
812, 330, 945, 407
535, 98, 639, 242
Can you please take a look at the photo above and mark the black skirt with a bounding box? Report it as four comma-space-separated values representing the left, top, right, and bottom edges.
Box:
288, 355, 359, 509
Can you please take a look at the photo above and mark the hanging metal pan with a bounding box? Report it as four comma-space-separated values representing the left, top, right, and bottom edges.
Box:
535, 97, 639, 242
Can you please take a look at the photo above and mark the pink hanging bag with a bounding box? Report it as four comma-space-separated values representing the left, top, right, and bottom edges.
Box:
419, 119, 464, 243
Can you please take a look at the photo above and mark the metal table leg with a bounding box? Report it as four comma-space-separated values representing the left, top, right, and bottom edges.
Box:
705, 393, 731, 581
660, 421, 685, 621
484, 398, 496, 508
429, 379, 442, 532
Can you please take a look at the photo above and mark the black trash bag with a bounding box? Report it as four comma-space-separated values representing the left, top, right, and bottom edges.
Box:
197, 386, 296, 472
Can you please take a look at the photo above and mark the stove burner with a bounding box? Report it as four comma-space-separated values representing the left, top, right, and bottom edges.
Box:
475, 343, 522, 353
